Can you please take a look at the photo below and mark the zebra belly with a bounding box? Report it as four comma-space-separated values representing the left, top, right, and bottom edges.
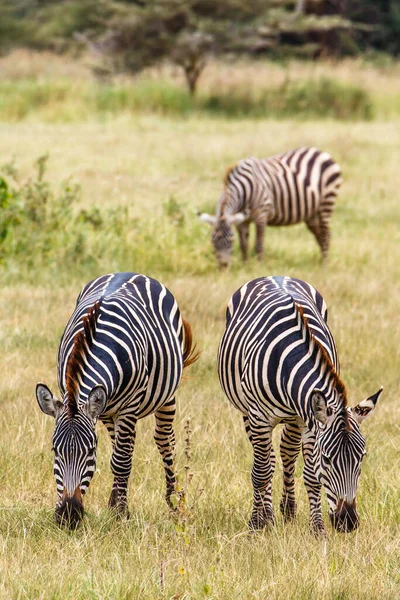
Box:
268, 182, 321, 226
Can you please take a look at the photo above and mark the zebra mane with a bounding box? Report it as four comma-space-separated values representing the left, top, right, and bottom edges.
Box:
223, 164, 235, 188
65, 302, 100, 418
295, 304, 348, 409
220, 167, 235, 214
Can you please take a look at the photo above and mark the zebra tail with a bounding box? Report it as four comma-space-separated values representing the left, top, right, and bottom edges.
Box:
182, 317, 200, 369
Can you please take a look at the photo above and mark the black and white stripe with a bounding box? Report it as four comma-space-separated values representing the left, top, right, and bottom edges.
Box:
37, 272, 196, 526
218, 276, 382, 534
199, 147, 342, 268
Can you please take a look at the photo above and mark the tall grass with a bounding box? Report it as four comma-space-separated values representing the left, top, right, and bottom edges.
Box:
0, 76, 374, 122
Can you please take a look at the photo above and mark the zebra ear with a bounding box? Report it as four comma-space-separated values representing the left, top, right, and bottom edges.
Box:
85, 385, 107, 421
228, 212, 247, 226
36, 383, 63, 419
311, 390, 328, 425
352, 386, 383, 425
197, 212, 216, 226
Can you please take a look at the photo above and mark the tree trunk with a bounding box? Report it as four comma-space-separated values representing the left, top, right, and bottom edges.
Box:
183, 59, 206, 96
296, 0, 306, 15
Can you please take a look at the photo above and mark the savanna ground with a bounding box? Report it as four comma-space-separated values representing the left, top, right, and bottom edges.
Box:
1, 53, 400, 599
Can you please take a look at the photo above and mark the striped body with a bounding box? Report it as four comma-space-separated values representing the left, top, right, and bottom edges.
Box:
201, 147, 342, 268
37, 272, 197, 527
58, 272, 183, 420
218, 276, 381, 534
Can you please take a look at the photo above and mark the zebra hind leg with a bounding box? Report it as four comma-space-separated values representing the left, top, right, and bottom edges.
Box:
279, 422, 301, 521
154, 397, 177, 509
248, 410, 276, 530
108, 416, 137, 519
318, 215, 331, 261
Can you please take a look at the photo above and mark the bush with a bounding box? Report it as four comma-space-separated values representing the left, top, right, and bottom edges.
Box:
275, 77, 374, 120
0, 156, 212, 282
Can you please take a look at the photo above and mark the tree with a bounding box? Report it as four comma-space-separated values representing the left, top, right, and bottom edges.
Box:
74, 0, 272, 95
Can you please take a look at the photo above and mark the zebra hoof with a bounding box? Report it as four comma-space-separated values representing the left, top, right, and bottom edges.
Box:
310, 521, 327, 538
248, 510, 276, 531
109, 504, 130, 520
280, 499, 297, 522
108, 490, 130, 519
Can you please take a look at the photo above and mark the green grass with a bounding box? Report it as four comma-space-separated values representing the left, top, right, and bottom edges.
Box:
0, 76, 375, 122
1, 81, 400, 597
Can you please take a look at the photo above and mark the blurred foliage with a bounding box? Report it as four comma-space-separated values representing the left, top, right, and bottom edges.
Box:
0, 155, 211, 279
0, 0, 399, 95
0, 76, 374, 121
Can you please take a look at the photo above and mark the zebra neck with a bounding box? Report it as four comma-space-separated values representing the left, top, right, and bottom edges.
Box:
220, 190, 246, 217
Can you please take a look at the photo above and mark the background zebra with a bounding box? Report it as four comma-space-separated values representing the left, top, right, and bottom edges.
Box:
36, 272, 198, 528
218, 275, 382, 534
199, 147, 342, 269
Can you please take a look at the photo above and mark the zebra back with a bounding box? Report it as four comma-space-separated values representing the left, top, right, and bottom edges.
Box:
57, 272, 187, 419
221, 147, 342, 225
219, 276, 341, 419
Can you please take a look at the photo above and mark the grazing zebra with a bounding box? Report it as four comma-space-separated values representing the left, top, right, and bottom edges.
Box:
199, 147, 342, 269
218, 276, 382, 534
36, 272, 198, 528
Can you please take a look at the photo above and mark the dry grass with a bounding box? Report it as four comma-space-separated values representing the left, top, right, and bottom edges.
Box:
0, 50, 399, 120
1, 63, 400, 598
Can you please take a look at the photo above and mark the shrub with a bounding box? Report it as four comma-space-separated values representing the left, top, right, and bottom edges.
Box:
0, 156, 212, 283
275, 77, 374, 120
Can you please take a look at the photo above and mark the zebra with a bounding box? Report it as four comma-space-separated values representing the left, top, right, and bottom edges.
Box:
218, 276, 382, 535
36, 272, 198, 528
199, 147, 342, 269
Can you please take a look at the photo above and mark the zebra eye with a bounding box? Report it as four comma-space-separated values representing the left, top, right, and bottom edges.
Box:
322, 453, 331, 467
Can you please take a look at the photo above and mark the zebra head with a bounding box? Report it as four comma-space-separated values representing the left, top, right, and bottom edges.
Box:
198, 212, 247, 269
311, 387, 382, 533
36, 382, 107, 528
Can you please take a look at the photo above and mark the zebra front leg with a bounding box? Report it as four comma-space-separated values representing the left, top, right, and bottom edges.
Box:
154, 397, 177, 509
255, 221, 266, 262
108, 416, 137, 519
237, 222, 250, 262
279, 422, 302, 521
302, 428, 326, 536
248, 409, 276, 529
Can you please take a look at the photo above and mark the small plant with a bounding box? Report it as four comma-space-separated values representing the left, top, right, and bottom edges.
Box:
170, 418, 194, 532
0, 154, 215, 282
163, 195, 185, 227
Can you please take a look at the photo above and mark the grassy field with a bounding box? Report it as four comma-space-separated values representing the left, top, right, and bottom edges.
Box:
1, 57, 400, 599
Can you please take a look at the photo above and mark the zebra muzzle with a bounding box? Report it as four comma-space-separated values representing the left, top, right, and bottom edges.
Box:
330, 499, 359, 533
55, 487, 84, 529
